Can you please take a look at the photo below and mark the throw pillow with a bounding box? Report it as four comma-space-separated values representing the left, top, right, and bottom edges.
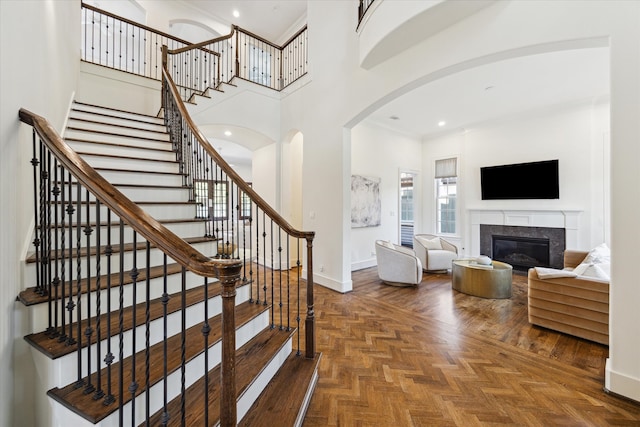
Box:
416, 236, 442, 250
573, 262, 610, 280
582, 243, 611, 264
573, 243, 611, 280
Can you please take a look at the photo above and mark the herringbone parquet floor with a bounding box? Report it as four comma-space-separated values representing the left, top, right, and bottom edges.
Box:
301, 268, 640, 426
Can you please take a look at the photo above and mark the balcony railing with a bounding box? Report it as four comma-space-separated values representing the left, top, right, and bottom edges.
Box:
81, 3, 308, 101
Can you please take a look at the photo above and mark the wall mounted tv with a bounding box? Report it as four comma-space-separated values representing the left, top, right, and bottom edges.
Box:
480, 160, 559, 200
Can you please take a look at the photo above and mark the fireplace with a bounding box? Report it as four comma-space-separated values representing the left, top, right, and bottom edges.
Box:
480, 225, 565, 270
492, 235, 550, 271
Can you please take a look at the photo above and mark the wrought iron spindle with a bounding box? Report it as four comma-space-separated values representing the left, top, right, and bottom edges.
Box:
278, 227, 283, 330
44, 150, 53, 330
118, 221, 125, 426
74, 181, 84, 389
30, 131, 41, 295
58, 166, 68, 343
161, 254, 170, 426
104, 209, 115, 405
84, 189, 95, 395
262, 212, 267, 306
202, 277, 210, 426
51, 159, 61, 337
38, 140, 46, 297
65, 173, 76, 347
180, 268, 187, 426
145, 241, 151, 424
94, 200, 104, 400
129, 231, 139, 426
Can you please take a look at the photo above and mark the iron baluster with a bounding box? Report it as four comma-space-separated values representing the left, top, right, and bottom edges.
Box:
74, 181, 84, 389
93, 200, 104, 400
84, 189, 95, 395
65, 173, 76, 347
104, 209, 115, 405
129, 231, 139, 426
161, 254, 170, 426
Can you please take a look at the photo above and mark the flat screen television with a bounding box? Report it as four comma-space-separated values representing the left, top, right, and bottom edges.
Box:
480, 160, 559, 200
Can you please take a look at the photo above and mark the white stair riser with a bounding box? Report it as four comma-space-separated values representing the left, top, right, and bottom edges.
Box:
114, 187, 189, 203
66, 141, 175, 162
64, 129, 171, 150
27, 268, 224, 333
97, 170, 184, 187
22, 240, 216, 289
33, 284, 254, 392
34, 221, 206, 251
81, 156, 179, 174
44, 202, 197, 222
66, 123, 170, 142
69, 111, 167, 132
72, 105, 164, 125
51, 184, 189, 203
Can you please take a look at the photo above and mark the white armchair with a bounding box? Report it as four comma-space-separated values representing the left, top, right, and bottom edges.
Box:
375, 240, 423, 286
413, 234, 458, 273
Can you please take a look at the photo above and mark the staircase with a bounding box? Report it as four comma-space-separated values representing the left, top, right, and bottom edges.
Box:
18, 101, 319, 426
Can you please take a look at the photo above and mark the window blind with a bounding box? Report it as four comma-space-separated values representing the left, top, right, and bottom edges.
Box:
435, 158, 457, 178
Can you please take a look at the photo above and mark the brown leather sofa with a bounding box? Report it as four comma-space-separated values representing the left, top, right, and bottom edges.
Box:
527, 250, 609, 345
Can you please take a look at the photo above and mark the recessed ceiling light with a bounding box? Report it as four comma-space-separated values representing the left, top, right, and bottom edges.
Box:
438, 121, 446, 127
232, 10, 240, 18
389, 115, 399, 120
224, 130, 232, 136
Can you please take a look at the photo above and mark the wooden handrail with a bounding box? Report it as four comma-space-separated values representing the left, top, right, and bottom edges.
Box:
81, 2, 194, 47
168, 29, 235, 55
169, 24, 308, 57
19, 108, 238, 278
160, 67, 315, 242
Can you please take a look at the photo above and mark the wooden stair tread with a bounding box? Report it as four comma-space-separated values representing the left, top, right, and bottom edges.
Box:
19, 246, 219, 306
72, 101, 164, 123
67, 117, 168, 135
239, 352, 321, 427
52, 181, 187, 190
74, 151, 178, 163
34, 218, 208, 236
94, 167, 186, 176
65, 127, 169, 143
24, 279, 223, 358
64, 137, 173, 153
47, 301, 269, 424
23, 235, 214, 266
145, 327, 295, 427
70, 109, 165, 128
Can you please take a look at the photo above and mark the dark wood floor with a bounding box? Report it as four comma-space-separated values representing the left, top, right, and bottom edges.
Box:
301, 268, 640, 426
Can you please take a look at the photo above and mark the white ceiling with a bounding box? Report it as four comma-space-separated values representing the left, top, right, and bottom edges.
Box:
368, 47, 610, 139
180, 0, 307, 43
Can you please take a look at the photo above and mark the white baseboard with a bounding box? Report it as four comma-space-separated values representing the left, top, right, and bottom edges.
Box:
351, 257, 376, 271
605, 358, 640, 402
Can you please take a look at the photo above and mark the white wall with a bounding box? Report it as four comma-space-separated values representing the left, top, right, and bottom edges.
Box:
421, 101, 610, 255
350, 121, 422, 270
1, 1, 81, 425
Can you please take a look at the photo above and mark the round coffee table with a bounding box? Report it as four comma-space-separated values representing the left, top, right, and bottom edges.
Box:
452, 259, 513, 299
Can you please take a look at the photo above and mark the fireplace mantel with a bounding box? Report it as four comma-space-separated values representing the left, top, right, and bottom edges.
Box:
468, 209, 582, 257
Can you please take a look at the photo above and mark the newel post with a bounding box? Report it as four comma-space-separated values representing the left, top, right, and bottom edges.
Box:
217, 260, 242, 427
305, 237, 315, 359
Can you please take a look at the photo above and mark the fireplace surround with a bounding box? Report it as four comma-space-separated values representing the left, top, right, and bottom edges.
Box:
480, 225, 565, 270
